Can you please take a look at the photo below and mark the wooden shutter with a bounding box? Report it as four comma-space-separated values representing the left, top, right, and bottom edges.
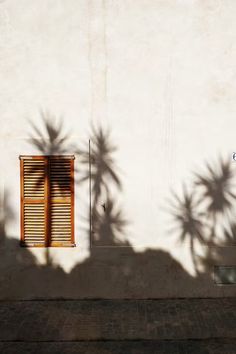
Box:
20, 156, 47, 246
20, 155, 75, 247
49, 157, 74, 247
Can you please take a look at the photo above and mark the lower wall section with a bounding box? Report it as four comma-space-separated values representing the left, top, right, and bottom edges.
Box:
0, 237, 236, 299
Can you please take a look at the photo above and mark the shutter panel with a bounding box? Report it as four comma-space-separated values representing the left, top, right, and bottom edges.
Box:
20, 156, 75, 247
49, 157, 74, 246
20, 157, 47, 246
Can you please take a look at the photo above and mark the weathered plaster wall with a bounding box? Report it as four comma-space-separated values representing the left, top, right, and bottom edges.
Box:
1, 0, 236, 299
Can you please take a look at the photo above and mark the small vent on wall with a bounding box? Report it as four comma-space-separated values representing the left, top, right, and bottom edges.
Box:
214, 266, 236, 285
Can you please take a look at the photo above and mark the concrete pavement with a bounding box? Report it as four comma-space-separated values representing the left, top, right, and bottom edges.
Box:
0, 298, 235, 353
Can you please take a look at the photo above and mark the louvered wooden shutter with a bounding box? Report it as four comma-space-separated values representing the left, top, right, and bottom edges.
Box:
20, 157, 47, 246
20, 156, 75, 247
49, 157, 74, 247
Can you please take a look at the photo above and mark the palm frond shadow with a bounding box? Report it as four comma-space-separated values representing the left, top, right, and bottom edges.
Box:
169, 185, 207, 271
195, 159, 236, 216
29, 111, 73, 155
195, 158, 236, 243
26, 111, 77, 253
27, 111, 76, 193
169, 158, 236, 271
92, 198, 129, 246
78, 125, 127, 246
78, 126, 121, 201
222, 221, 236, 246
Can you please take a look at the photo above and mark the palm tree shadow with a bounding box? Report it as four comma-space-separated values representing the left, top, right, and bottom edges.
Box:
78, 125, 127, 247
24, 111, 76, 253
78, 126, 121, 204
222, 221, 236, 246
25, 111, 75, 191
29, 110, 72, 155
168, 185, 206, 271
169, 158, 236, 272
195, 158, 236, 241
92, 197, 129, 246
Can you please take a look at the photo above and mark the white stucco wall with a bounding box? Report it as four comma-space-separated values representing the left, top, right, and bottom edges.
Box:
1, 0, 236, 299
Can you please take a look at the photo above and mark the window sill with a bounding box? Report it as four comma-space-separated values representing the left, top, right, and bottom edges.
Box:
20, 242, 76, 248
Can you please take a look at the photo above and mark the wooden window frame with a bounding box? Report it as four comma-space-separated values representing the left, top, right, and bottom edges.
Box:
20, 155, 75, 247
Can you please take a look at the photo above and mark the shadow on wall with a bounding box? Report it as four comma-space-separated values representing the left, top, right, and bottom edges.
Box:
26, 111, 78, 254
169, 158, 236, 275
0, 113, 236, 299
29, 111, 76, 155
77, 125, 128, 247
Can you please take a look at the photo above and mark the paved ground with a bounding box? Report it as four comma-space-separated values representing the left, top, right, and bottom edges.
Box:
0, 298, 235, 353
0, 340, 236, 354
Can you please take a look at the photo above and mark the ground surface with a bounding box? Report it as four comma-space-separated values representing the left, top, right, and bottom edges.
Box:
0, 298, 235, 353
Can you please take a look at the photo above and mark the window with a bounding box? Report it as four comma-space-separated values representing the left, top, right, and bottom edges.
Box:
20, 155, 75, 247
